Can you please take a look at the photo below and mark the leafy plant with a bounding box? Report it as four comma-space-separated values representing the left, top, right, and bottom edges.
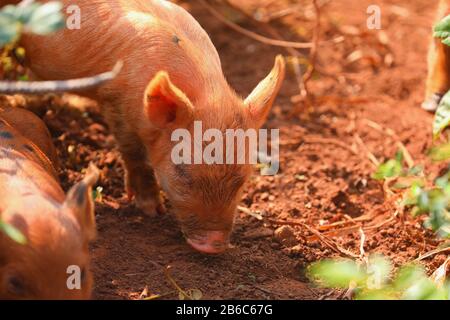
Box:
0, 1, 64, 46
403, 169, 450, 238
1, 1, 64, 81
434, 14, 450, 46
372, 151, 424, 183
308, 255, 449, 300
433, 91, 450, 139
372, 151, 450, 238
93, 186, 104, 202
372, 151, 404, 180
306, 13, 450, 302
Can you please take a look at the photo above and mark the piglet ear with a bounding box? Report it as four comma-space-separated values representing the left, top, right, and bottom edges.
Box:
144, 71, 194, 128
245, 55, 286, 128
63, 163, 99, 242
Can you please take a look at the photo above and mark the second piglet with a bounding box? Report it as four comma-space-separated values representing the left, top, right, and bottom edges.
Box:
0, 106, 98, 299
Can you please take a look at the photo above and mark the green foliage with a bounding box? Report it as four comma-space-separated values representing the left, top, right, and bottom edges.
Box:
93, 186, 103, 202
372, 151, 404, 180
308, 14, 450, 301
433, 91, 450, 139
373, 150, 450, 238
372, 151, 423, 184
308, 256, 449, 300
308, 259, 368, 287
404, 169, 450, 238
429, 142, 450, 161
0, 220, 27, 245
434, 14, 450, 46
0, 1, 64, 46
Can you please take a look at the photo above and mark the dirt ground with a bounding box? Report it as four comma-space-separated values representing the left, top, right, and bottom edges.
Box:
4, 0, 450, 299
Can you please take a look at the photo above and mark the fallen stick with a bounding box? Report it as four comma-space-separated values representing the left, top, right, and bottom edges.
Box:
220, 0, 307, 97
363, 119, 415, 168
415, 246, 450, 261
198, 0, 343, 49
0, 61, 123, 94
317, 215, 373, 231
268, 218, 359, 258
354, 133, 380, 167
301, 0, 321, 97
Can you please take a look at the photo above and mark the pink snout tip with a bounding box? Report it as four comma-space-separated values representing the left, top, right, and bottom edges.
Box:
186, 231, 231, 254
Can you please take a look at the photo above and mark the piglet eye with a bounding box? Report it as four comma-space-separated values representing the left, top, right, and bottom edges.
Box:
6, 275, 26, 296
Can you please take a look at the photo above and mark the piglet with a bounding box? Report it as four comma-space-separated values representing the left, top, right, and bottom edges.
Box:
0, 106, 98, 299
423, 0, 450, 111
13, 0, 286, 253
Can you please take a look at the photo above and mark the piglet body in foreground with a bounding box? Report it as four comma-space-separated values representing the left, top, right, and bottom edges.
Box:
0, 107, 98, 299
14, 0, 286, 253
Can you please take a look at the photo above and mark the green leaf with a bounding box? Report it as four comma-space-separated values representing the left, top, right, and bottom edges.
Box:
433, 90, 450, 138
308, 259, 367, 288
434, 15, 450, 40
394, 265, 426, 290
367, 255, 392, 286
407, 165, 424, 176
396, 264, 447, 299
429, 142, 450, 161
25, 1, 64, 35
356, 288, 398, 300
0, 5, 19, 21
92, 186, 103, 202
0, 11, 19, 46
16, 3, 41, 24
0, 221, 27, 245
443, 37, 450, 47
372, 158, 403, 180
402, 278, 444, 300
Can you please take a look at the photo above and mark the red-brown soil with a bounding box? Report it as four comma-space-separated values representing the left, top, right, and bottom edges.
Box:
2, 0, 449, 299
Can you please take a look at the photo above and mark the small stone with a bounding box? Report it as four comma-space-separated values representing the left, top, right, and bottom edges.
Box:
274, 226, 297, 246
260, 192, 269, 201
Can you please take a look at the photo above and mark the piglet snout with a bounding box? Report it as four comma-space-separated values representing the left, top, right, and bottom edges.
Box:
186, 231, 230, 254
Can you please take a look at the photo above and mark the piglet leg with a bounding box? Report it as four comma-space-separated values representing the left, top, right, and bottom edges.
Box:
108, 115, 166, 216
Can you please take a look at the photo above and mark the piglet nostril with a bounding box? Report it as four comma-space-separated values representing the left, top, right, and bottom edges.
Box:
186, 231, 230, 254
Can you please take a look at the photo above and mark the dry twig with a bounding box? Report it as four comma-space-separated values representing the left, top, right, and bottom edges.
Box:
220, 0, 307, 96
364, 119, 414, 168
268, 218, 359, 258
301, 0, 321, 98
198, 0, 314, 49
415, 246, 450, 261
354, 133, 380, 167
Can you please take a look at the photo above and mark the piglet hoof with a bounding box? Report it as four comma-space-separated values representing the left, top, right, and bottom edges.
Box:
135, 196, 166, 217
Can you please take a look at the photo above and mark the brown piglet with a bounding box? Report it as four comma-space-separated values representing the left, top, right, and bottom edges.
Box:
11, 0, 286, 253
0, 106, 98, 299
423, 0, 450, 111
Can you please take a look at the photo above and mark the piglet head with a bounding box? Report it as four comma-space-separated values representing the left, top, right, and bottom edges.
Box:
141, 55, 285, 254
0, 165, 99, 299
